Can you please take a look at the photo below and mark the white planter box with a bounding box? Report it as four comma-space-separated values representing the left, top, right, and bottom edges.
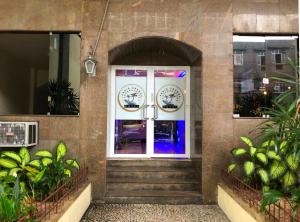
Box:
58, 183, 92, 222
45, 183, 92, 222
218, 184, 265, 222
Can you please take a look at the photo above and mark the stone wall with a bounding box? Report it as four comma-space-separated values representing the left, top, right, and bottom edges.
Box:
0, 0, 298, 202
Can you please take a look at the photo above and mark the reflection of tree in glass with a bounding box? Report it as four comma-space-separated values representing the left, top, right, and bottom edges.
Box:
237, 92, 273, 117
48, 80, 79, 115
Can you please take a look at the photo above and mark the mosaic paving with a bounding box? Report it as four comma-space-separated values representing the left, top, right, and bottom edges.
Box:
81, 204, 229, 222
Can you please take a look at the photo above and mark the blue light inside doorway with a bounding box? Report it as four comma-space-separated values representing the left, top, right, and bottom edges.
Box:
154, 120, 185, 154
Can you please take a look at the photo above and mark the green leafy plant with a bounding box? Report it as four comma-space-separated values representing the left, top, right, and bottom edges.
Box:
0, 141, 80, 220
229, 58, 300, 215
260, 189, 283, 212
0, 147, 44, 185
32, 141, 80, 198
0, 177, 35, 222
260, 188, 300, 219
258, 58, 300, 153
255, 59, 300, 213
229, 136, 300, 192
229, 137, 270, 189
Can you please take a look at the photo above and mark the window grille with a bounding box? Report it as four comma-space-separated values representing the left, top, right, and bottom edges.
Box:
271, 49, 287, 64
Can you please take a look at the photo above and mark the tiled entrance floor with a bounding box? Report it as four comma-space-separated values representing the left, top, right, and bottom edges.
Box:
81, 204, 229, 222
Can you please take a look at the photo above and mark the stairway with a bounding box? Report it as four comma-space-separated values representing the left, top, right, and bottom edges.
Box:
105, 159, 202, 204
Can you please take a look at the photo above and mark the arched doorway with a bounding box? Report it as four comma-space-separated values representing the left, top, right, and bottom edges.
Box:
107, 36, 202, 159
105, 36, 202, 204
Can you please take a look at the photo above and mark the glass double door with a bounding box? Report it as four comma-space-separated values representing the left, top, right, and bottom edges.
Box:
108, 66, 190, 158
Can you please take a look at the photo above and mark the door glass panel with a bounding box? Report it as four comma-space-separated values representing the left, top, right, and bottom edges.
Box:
154, 70, 186, 154
114, 120, 146, 154
154, 120, 185, 154
114, 69, 147, 154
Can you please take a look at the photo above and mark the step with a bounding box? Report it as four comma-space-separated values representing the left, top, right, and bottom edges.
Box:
107, 159, 194, 168
106, 190, 202, 197
107, 170, 200, 180
103, 191, 202, 204
102, 196, 203, 204
107, 166, 199, 172
107, 178, 200, 184
107, 181, 200, 192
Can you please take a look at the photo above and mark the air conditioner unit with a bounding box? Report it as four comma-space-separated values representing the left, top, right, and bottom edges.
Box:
0, 122, 38, 147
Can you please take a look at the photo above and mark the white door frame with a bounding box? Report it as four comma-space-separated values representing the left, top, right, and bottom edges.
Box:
107, 65, 190, 158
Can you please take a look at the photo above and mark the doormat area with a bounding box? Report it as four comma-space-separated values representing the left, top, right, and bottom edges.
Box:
81, 204, 229, 222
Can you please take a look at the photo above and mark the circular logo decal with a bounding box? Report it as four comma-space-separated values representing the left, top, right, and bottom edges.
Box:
156, 85, 184, 112
118, 84, 145, 112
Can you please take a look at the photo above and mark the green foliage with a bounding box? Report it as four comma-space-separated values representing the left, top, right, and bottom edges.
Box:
227, 163, 237, 173
257, 169, 269, 185
0, 158, 18, 168
269, 161, 286, 179
0, 147, 43, 184
0, 177, 35, 222
286, 154, 300, 171
231, 148, 247, 156
282, 171, 297, 188
256, 153, 268, 165
19, 147, 30, 165
257, 60, 300, 157
0, 171, 8, 177
0, 141, 80, 220
260, 187, 300, 219
56, 141, 67, 161
1, 152, 22, 163
65, 159, 80, 169
0, 142, 79, 187
244, 161, 255, 176
32, 141, 80, 198
228, 136, 300, 191
266, 150, 281, 161
34, 150, 52, 158
230, 59, 300, 215
260, 190, 283, 212
28, 160, 41, 168
240, 136, 254, 147
229, 137, 272, 185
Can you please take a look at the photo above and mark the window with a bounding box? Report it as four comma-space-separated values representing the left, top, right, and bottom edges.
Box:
271, 49, 287, 70
233, 35, 298, 117
0, 32, 81, 115
233, 51, 243, 66
271, 49, 287, 64
257, 51, 266, 71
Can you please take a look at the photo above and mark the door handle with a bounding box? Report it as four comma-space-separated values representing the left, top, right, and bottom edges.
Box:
142, 105, 149, 120
151, 105, 158, 120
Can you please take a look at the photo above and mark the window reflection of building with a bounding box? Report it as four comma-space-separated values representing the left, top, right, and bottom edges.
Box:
233, 51, 243, 66
233, 36, 298, 117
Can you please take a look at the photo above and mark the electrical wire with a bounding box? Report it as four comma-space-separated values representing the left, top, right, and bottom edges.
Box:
92, 0, 110, 56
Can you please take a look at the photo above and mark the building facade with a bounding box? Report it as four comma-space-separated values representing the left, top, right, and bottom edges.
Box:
0, 0, 298, 203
